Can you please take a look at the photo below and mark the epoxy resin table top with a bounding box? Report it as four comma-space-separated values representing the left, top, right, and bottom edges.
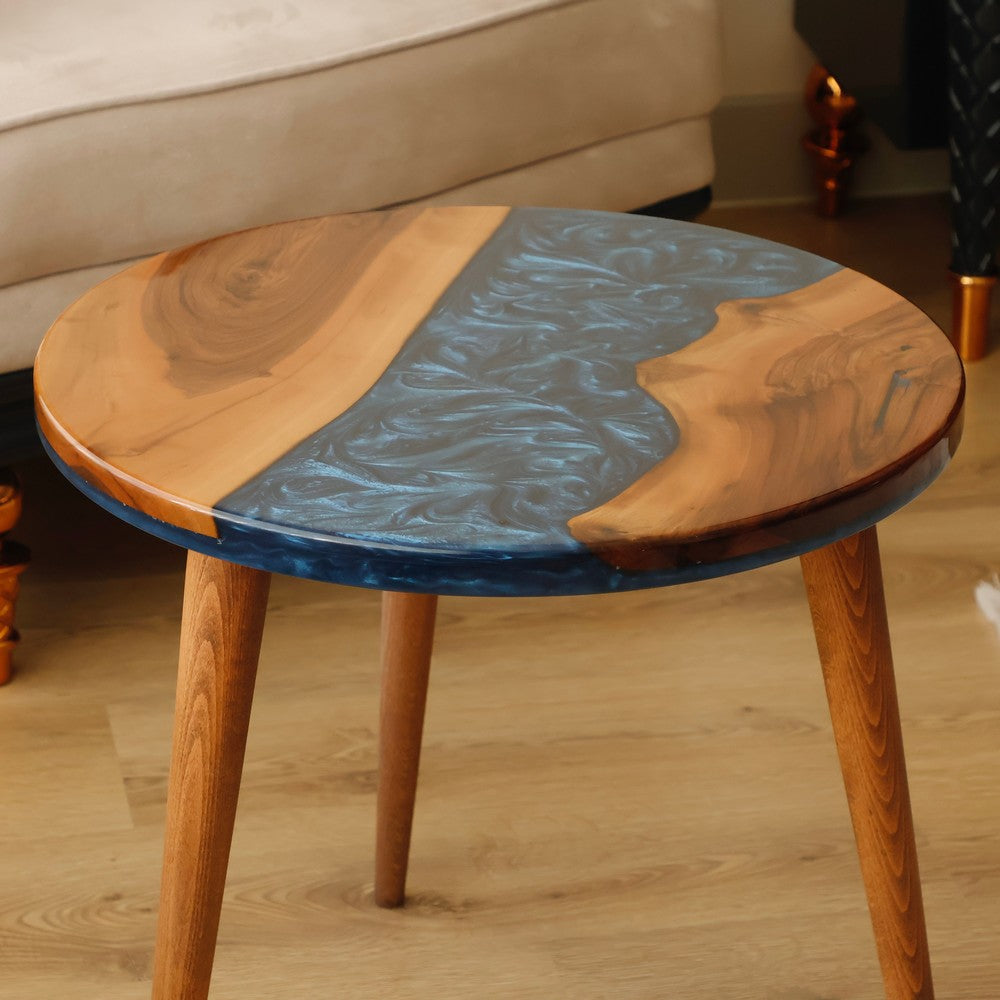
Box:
35, 207, 964, 595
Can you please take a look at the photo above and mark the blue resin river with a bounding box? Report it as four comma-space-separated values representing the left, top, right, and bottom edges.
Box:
218, 209, 840, 557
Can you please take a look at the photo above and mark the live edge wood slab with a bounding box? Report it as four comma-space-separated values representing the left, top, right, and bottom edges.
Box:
34, 207, 962, 1000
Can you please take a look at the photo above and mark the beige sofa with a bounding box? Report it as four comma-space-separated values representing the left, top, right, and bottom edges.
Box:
2, 0, 721, 390
0, 0, 722, 672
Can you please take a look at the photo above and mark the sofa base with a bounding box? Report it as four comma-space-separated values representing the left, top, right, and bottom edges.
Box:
0, 113, 716, 374
0, 371, 37, 463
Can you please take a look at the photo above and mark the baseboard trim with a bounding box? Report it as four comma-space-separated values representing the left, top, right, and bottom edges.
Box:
711, 95, 950, 207
636, 185, 713, 220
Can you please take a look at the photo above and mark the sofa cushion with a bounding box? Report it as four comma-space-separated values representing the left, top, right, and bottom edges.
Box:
0, 117, 712, 372
2, 0, 721, 290
5, 1, 596, 129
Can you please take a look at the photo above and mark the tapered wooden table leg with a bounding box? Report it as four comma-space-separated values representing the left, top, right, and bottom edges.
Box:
376, 591, 438, 908
151, 552, 271, 1000
800, 528, 933, 1000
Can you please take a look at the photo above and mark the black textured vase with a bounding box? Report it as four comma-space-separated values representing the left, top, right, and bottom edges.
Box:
948, 0, 1000, 277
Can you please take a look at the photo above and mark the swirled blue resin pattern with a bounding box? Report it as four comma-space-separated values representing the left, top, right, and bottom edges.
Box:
218, 209, 840, 553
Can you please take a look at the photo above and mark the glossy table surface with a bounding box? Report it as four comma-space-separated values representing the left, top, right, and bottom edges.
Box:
35, 206, 964, 595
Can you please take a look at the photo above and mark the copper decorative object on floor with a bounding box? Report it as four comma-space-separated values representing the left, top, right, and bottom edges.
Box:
802, 63, 866, 217
0, 468, 28, 685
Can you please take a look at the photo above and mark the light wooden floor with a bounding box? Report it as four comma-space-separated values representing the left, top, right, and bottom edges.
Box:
3, 195, 998, 999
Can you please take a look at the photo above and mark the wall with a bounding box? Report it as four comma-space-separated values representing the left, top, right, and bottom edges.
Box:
711, 0, 949, 205
719, 0, 815, 98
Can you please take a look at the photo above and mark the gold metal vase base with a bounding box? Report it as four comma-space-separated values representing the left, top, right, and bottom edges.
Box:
950, 273, 995, 362
0, 470, 29, 686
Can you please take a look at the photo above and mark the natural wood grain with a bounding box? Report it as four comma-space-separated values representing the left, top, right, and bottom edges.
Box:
35, 206, 510, 535
376, 591, 438, 908
151, 552, 270, 1000
800, 528, 933, 1000
570, 269, 963, 567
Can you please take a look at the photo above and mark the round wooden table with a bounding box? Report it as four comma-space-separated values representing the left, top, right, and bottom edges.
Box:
35, 207, 963, 1000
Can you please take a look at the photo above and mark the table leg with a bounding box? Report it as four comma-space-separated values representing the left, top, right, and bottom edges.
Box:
376, 591, 438, 908
799, 528, 933, 1000
151, 552, 271, 1000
